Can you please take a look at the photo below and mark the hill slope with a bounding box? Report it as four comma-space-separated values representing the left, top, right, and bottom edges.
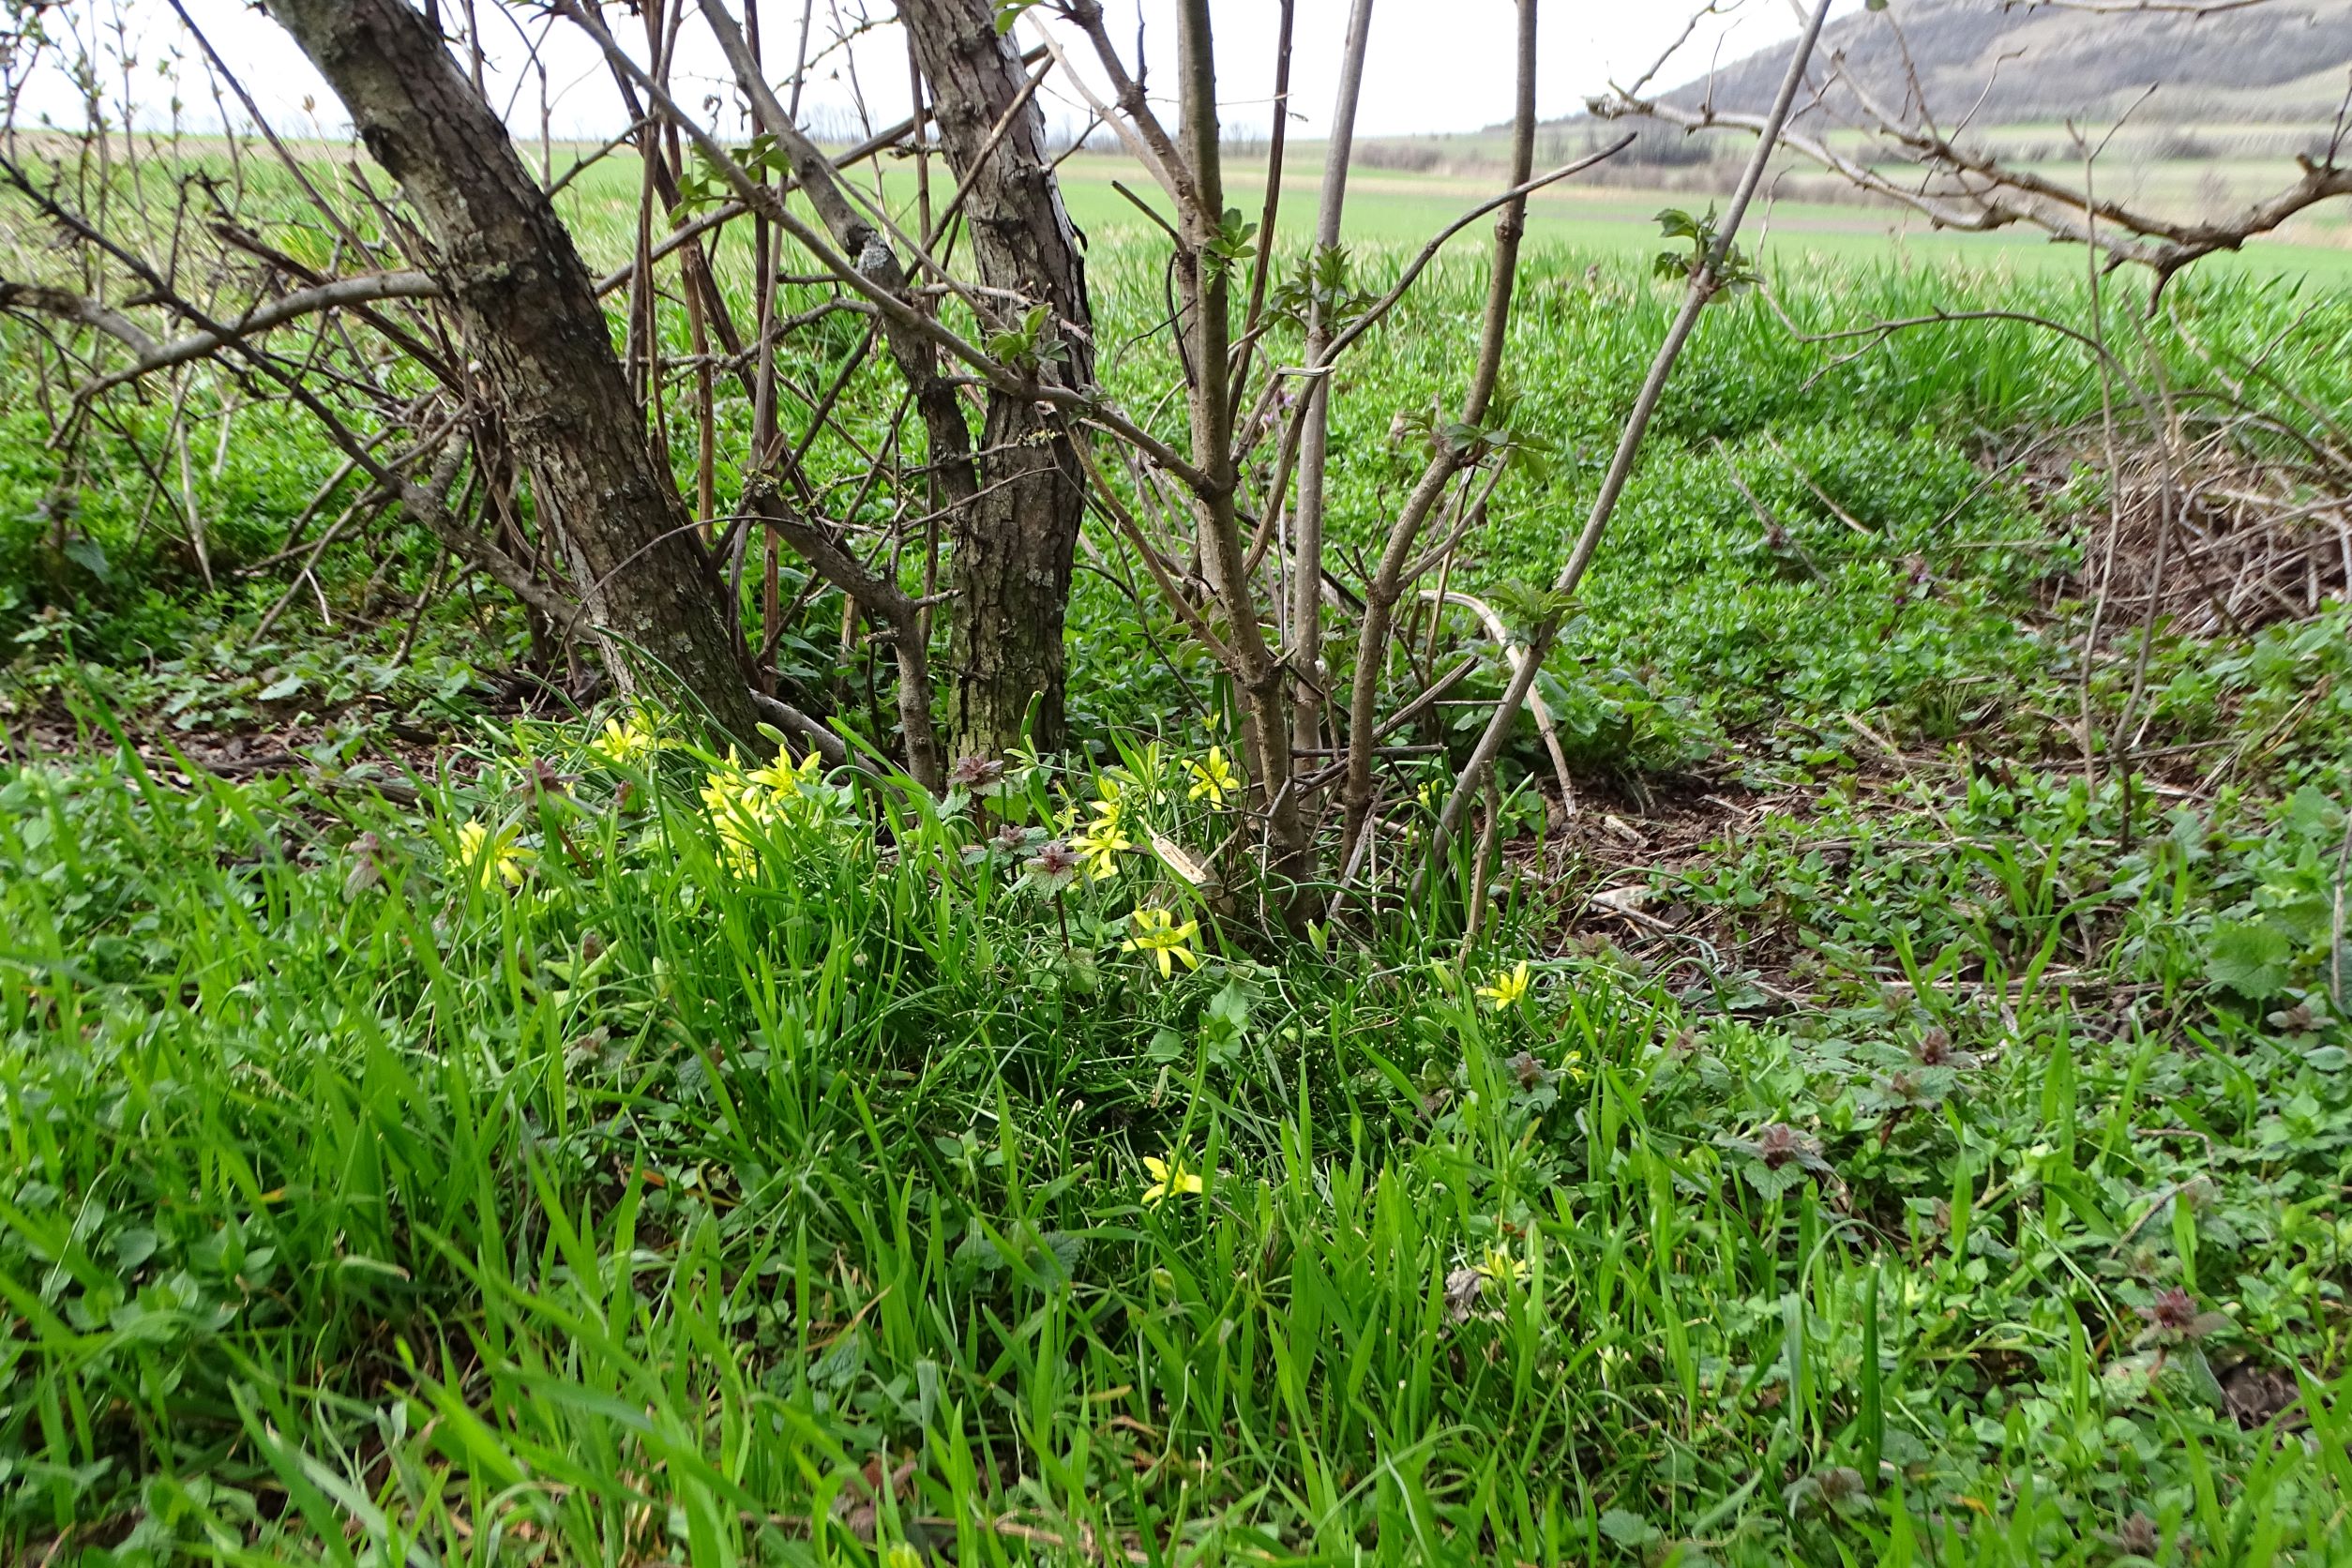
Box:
1663, 0, 2352, 126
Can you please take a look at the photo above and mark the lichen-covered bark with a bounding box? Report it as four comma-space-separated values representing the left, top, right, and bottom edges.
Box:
901, 0, 1094, 761
264, 0, 761, 746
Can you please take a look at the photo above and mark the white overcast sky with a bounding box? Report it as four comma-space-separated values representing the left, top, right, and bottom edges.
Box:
21, 1, 1858, 143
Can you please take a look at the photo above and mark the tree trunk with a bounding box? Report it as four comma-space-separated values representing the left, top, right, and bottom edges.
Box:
264, 0, 761, 746
900, 0, 1093, 762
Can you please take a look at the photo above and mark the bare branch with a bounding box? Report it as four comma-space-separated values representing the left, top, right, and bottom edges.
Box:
1428, 0, 1841, 867
0, 279, 158, 355
1338, 0, 1544, 870
563, 0, 1214, 495
1286, 0, 1374, 767
79, 272, 443, 397
1048, 0, 1204, 220
1594, 0, 2347, 291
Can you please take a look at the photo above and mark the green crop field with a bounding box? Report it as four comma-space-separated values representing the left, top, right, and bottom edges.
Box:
549, 144, 2352, 281
7, 126, 2352, 1568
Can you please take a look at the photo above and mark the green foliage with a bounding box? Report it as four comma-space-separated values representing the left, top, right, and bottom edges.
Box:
981, 303, 1063, 372
1265, 242, 1378, 336
7, 699, 2352, 1563
1654, 205, 1762, 298
8, 204, 2352, 1563
1202, 206, 1259, 285
0, 397, 354, 648
674, 134, 793, 214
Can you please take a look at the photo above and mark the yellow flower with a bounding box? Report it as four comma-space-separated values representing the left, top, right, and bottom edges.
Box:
1072, 811, 1135, 881
456, 819, 533, 889
1122, 907, 1202, 978
1140, 1152, 1206, 1206
1477, 1244, 1527, 1289
700, 747, 747, 808
588, 709, 661, 767
1477, 961, 1531, 1012
1186, 746, 1240, 807
701, 751, 781, 875
745, 745, 822, 798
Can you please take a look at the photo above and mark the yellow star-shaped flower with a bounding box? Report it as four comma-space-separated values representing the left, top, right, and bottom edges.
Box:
1186, 746, 1241, 807
746, 746, 822, 798
1477, 961, 1531, 1012
1141, 1153, 1206, 1206
1122, 907, 1202, 977
588, 710, 661, 766
1072, 811, 1137, 880
456, 819, 533, 890
1477, 1244, 1527, 1289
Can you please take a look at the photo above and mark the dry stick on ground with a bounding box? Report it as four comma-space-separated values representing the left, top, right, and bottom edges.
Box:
1425, 0, 1839, 876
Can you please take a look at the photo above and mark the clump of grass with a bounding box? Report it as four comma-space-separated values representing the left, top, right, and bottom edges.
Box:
4, 687, 2349, 1564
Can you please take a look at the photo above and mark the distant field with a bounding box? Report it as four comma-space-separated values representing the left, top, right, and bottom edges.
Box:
1316, 119, 2352, 279
1061, 157, 2352, 282
526, 143, 2352, 287
11, 131, 2341, 284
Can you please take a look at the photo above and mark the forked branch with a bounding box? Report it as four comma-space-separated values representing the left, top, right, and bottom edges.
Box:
1593, 0, 2347, 294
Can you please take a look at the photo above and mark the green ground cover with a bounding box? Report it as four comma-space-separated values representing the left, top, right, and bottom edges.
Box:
5, 202, 2352, 1564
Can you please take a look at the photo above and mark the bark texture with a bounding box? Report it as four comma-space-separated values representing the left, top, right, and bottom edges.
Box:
264, 0, 761, 745
900, 0, 1094, 761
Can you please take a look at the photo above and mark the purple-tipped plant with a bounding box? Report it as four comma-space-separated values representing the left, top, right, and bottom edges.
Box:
1717, 1123, 1836, 1199
947, 754, 1008, 793
2134, 1286, 2232, 1349
1024, 838, 1083, 944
